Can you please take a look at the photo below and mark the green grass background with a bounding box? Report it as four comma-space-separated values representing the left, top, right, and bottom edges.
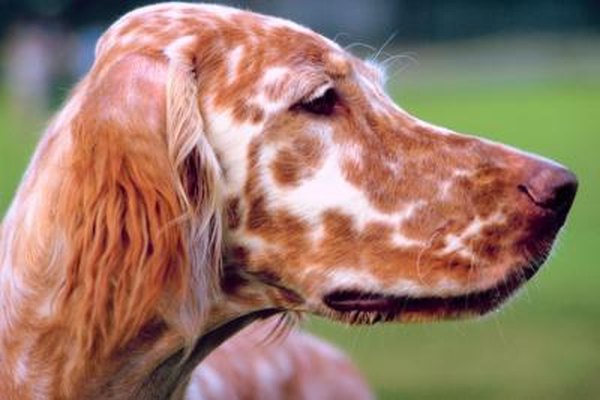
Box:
1, 39, 598, 399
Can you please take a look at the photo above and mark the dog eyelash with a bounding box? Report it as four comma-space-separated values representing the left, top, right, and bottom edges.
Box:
293, 88, 339, 116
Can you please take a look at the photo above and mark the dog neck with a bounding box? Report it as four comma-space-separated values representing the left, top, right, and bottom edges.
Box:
130, 308, 280, 400
0, 252, 281, 399
0, 196, 274, 399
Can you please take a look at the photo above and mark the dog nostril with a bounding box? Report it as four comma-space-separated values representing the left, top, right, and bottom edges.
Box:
520, 165, 578, 214
518, 184, 534, 202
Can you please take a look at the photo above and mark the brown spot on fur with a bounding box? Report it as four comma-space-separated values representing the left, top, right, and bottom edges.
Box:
226, 197, 241, 230
270, 135, 324, 187
232, 100, 265, 124
247, 195, 269, 232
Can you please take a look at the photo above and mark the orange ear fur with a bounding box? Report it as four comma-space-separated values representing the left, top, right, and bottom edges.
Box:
164, 43, 223, 339
55, 50, 222, 371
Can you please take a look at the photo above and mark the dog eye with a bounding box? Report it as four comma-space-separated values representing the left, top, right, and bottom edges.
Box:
295, 88, 338, 116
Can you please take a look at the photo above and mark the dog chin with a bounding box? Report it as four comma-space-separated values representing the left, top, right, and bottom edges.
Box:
320, 258, 546, 325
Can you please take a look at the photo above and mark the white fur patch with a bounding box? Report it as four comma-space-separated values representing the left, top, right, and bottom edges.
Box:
271, 146, 425, 237
320, 269, 381, 294
204, 106, 263, 196
226, 45, 245, 83
439, 213, 505, 259
387, 279, 427, 296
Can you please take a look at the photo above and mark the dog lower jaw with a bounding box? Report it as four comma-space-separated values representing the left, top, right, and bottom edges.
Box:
321, 259, 543, 325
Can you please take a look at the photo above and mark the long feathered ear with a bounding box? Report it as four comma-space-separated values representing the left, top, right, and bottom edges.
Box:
57, 50, 222, 369
164, 41, 224, 338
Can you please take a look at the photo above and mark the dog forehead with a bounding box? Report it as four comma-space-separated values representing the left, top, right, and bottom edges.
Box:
95, 2, 356, 108
98, 3, 342, 57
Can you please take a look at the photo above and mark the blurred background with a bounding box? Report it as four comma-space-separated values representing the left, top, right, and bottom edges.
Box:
0, 1, 598, 399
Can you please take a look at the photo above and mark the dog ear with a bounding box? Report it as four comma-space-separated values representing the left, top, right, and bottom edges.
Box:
57, 50, 222, 365
164, 40, 224, 338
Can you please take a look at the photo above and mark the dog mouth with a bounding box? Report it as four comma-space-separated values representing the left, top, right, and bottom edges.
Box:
322, 262, 540, 324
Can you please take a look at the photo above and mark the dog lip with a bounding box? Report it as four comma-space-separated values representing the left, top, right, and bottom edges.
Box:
323, 263, 541, 318
322, 287, 508, 318
323, 291, 395, 313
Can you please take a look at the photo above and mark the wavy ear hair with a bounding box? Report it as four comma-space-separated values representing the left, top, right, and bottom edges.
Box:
58, 41, 222, 363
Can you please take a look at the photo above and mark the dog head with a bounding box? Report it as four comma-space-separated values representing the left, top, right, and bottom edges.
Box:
90, 4, 578, 327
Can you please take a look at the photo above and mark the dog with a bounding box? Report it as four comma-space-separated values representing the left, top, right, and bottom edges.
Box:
0, 3, 577, 398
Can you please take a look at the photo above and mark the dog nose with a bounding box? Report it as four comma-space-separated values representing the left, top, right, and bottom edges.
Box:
519, 162, 578, 215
